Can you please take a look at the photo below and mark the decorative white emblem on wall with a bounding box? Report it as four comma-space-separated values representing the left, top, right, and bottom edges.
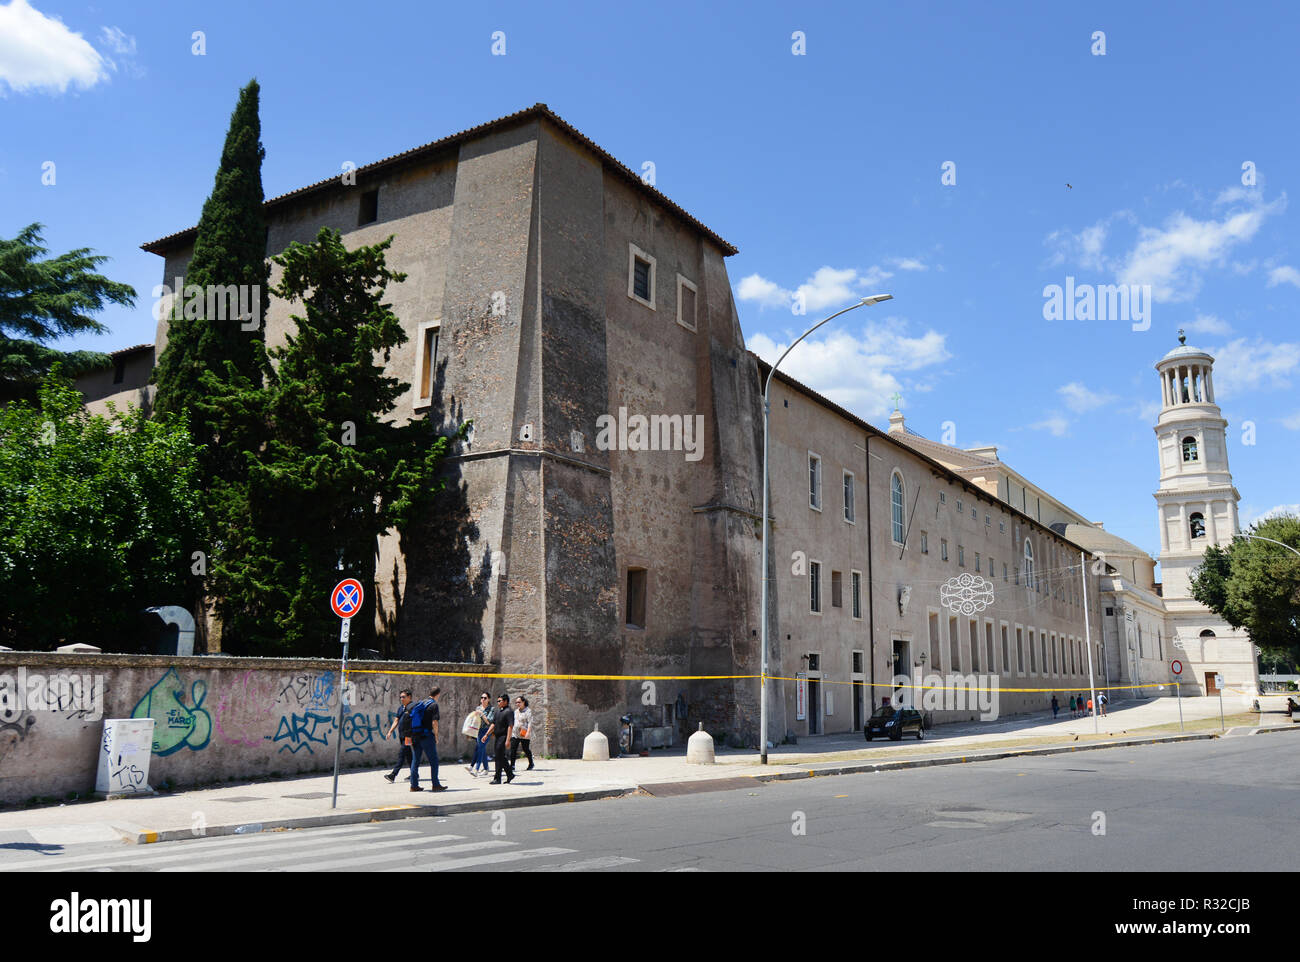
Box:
898, 585, 912, 617
940, 573, 995, 616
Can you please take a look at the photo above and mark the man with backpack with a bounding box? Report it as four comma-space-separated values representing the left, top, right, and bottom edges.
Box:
407, 686, 447, 792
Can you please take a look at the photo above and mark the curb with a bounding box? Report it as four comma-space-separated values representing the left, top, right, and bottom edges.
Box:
1252, 723, 1300, 736
117, 786, 635, 844
745, 732, 1219, 783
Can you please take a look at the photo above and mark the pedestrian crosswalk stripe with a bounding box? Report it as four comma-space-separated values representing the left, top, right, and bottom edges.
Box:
531, 856, 639, 872
161, 832, 486, 873
423, 847, 577, 872
3, 824, 425, 872
278, 839, 520, 873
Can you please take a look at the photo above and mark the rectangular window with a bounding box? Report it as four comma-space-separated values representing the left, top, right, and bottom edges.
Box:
628, 244, 656, 309
891, 473, 905, 543
831, 570, 843, 609
929, 613, 941, 672
852, 651, 864, 673
971, 507, 977, 520
809, 453, 822, 510
359, 188, 379, 225
810, 561, 821, 613
414, 320, 440, 408
1002, 625, 1010, 673
851, 571, 862, 619
1003, 563, 1008, 583
949, 616, 960, 672
958, 545, 965, 567
1029, 629, 1037, 672
969, 619, 980, 671
956, 498, 963, 513
999, 521, 1006, 533
920, 531, 929, 554
676, 275, 697, 331
1051, 633, 1058, 673
626, 568, 647, 628
939, 492, 946, 504
985, 514, 991, 526
1016, 627, 1024, 673
843, 472, 855, 523
975, 551, 981, 573
986, 622, 995, 672
112, 357, 126, 385
1041, 634, 1048, 673
941, 539, 949, 562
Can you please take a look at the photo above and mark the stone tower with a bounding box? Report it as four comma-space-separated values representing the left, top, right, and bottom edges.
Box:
1152, 331, 1257, 696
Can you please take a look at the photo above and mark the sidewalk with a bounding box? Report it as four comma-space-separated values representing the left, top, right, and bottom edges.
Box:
1, 695, 1293, 848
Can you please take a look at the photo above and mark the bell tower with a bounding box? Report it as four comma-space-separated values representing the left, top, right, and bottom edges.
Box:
1152, 330, 1256, 698
1153, 331, 1240, 600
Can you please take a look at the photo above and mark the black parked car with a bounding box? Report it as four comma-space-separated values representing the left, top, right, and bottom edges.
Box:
864, 705, 925, 741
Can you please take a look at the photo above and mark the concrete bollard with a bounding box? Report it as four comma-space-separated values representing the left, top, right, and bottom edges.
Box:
687, 723, 715, 764
582, 722, 610, 761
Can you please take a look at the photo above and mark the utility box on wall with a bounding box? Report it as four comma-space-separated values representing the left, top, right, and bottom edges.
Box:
95, 718, 155, 797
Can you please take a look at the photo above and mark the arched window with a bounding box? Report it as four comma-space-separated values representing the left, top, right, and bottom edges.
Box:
1023, 539, 1034, 591
1199, 629, 1216, 639
890, 472, 905, 544
1189, 512, 1205, 539
1182, 436, 1198, 462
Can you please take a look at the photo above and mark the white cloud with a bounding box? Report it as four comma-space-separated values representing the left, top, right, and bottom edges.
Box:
1281, 411, 1300, 431
1241, 503, 1300, 526
1186, 313, 1233, 336
1267, 265, 1300, 288
0, 0, 109, 95
1118, 196, 1286, 301
1029, 415, 1070, 437
1209, 337, 1300, 398
736, 264, 897, 313
99, 26, 134, 55
747, 318, 950, 419
1135, 399, 1162, 423
887, 257, 928, 271
1058, 382, 1116, 413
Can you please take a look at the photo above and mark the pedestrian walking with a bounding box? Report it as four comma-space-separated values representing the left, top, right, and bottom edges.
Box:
481, 694, 515, 784
1077, 693, 1085, 717
408, 686, 447, 792
510, 695, 534, 772
383, 689, 413, 783
1051, 694, 1060, 719
1086, 696, 1094, 714
1099, 691, 1108, 716
1068, 694, 1076, 717
464, 692, 493, 776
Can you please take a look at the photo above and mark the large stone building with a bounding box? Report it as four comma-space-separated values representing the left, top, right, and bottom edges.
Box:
84, 105, 1250, 754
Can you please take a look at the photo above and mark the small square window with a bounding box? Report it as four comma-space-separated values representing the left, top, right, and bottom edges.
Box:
999, 521, 1006, 533
957, 499, 963, 513
985, 514, 991, 526
628, 244, 656, 309
971, 507, 977, 520
939, 492, 946, 504
359, 189, 379, 226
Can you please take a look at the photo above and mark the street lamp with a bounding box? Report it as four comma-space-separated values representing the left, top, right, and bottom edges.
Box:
1239, 532, 1300, 559
759, 294, 894, 763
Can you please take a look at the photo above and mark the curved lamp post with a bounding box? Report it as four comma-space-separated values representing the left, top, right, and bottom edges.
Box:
759, 294, 893, 763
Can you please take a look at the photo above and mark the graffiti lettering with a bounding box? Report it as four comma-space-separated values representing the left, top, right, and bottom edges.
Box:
131, 668, 212, 755
268, 711, 335, 754
111, 763, 146, 790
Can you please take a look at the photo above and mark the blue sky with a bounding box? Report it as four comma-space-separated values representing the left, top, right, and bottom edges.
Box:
3, 0, 1297, 567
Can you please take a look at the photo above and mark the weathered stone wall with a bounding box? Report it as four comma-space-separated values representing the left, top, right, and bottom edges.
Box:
0, 653, 493, 806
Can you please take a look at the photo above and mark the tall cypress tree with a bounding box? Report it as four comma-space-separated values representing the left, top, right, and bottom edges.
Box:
153, 78, 269, 449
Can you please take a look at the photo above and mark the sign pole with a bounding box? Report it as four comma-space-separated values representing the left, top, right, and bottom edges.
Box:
1080, 551, 1098, 734
1218, 678, 1225, 732
331, 617, 350, 810
1176, 681, 1183, 732
327, 578, 364, 811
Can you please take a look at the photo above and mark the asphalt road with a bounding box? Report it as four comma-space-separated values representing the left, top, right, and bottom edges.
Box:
3, 734, 1295, 872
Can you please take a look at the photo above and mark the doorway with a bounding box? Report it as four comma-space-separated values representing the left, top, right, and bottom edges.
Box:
1205, 672, 1219, 695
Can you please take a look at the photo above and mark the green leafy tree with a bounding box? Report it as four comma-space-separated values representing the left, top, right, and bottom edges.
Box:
0, 370, 203, 649
152, 77, 269, 453
1191, 515, 1300, 671
208, 229, 464, 656
0, 223, 136, 399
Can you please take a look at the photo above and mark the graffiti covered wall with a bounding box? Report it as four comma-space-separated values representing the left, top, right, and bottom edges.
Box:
0, 653, 494, 805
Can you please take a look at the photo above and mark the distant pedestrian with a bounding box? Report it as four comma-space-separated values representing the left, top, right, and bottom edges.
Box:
408, 686, 446, 792
1086, 697, 1094, 714
1068, 694, 1076, 717
510, 696, 534, 772
1077, 693, 1085, 717
1099, 692, 1108, 716
383, 689, 413, 783
1051, 695, 1060, 719
481, 694, 515, 784
464, 692, 493, 776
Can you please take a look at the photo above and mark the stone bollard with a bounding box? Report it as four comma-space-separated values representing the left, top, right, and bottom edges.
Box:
582, 722, 610, 761
687, 723, 715, 764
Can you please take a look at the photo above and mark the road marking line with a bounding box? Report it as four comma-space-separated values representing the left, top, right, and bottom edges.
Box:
531, 828, 557, 833
160, 832, 480, 873
423, 847, 576, 872
531, 856, 639, 872
190, 838, 514, 873
4, 824, 423, 872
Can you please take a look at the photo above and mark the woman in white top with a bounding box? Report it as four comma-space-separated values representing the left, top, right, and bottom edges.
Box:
510, 695, 534, 771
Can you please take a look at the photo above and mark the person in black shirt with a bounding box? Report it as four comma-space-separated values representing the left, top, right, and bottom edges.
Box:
481, 694, 515, 784
383, 689, 413, 782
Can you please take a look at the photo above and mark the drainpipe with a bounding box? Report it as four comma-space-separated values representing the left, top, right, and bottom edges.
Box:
865, 434, 876, 713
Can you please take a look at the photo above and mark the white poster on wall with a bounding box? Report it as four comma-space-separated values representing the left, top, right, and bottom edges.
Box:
795, 672, 807, 721
95, 718, 156, 796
